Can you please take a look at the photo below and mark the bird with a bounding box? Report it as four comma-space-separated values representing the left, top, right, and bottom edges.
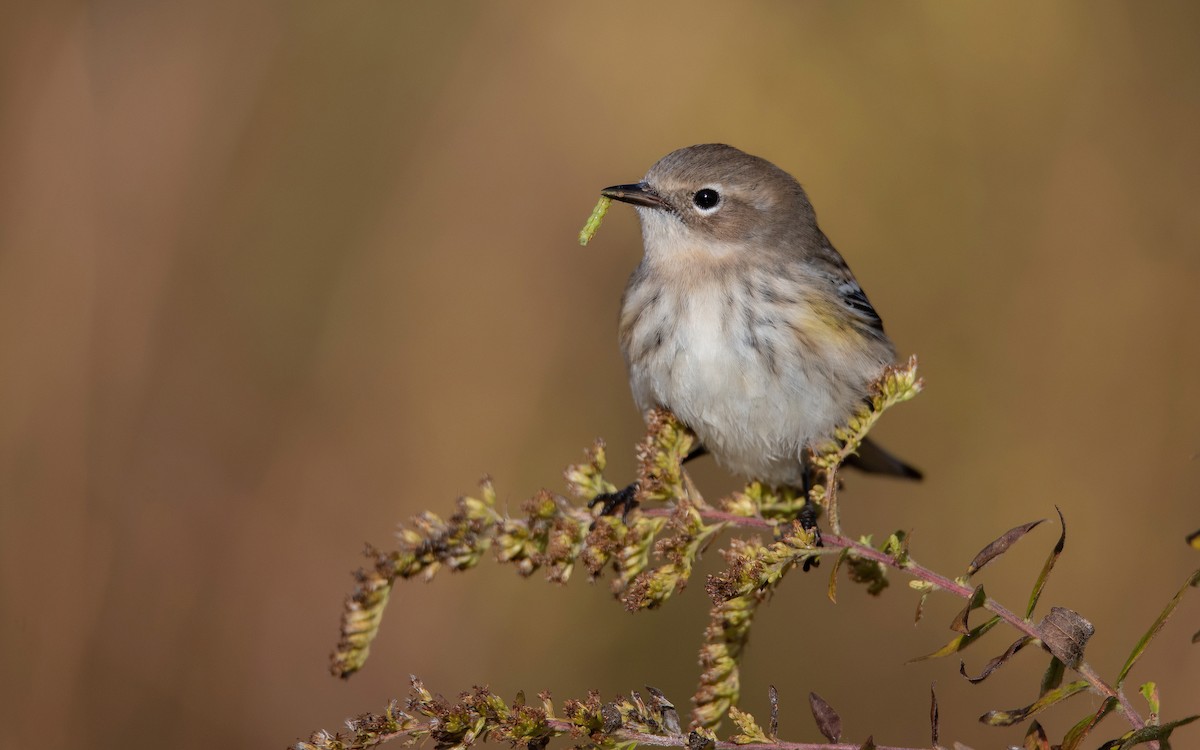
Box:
593, 143, 919, 518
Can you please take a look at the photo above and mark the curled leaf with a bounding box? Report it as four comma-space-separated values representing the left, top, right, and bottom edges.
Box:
1059, 697, 1117, 750
1038, 607, 1094, 668
828, 548, 851, 603
951, 584, 987, 634
967, 518, 1045, 577
980, 680, 1090, 726
809, 692, 842, 742
959, 635, 1034, 683
1026, 507, 1066, 618
910, 615, 1001, 662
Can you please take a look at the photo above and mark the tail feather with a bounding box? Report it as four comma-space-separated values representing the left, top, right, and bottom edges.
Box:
843, 437, 922, 480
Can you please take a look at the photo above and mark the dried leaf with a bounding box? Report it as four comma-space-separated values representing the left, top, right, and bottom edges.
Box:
645, 686, 680, 736
1039, 656, 1065, 696
1099, 715, 1199, 749
1038, 607, 1094, 668
1117, 568, 1200, 686
768, 685, 779, 739
1059, 697, 1117, 750
809, 692, 842, 743
828, 548, 850, 603
1025, 507, 1066, 618
951, 584, 987, 634
959, 635, 1033, 683
687, 730, 715, 750
967, 518, 1045, 577
980, 680, 1090, 726
909, 615, 1001, 662
929, 683, 939, 748
1023, 720, 1050, 750
859, 736, 876, 750
914, 587, 932, 625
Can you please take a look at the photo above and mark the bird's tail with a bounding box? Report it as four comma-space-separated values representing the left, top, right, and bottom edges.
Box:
843, 437, 922, 480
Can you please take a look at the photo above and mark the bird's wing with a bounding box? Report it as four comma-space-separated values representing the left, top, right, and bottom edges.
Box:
809, 242, 887, 336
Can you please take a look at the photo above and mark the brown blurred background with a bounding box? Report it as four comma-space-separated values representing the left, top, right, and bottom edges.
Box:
3, 3, 1199, 749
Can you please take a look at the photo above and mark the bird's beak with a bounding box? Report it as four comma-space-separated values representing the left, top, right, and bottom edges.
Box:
601, 182, 669, 210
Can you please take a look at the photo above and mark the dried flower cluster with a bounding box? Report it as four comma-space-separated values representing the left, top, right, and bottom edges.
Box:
314, 357, 1199, 750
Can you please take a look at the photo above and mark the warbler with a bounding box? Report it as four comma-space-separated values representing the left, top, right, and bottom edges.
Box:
597, 144, 918, 511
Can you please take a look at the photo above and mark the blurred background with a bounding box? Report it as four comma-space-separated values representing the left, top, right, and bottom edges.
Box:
3, 3, 1199, 749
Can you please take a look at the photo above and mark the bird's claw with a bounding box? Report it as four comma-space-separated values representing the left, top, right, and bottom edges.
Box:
588, 482, 640, 528
798, 502, 823, 571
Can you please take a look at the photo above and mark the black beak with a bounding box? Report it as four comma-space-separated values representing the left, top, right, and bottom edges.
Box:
601, 182, 669, 210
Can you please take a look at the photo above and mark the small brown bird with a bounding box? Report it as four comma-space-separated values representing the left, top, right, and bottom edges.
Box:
597, 144, 918, 511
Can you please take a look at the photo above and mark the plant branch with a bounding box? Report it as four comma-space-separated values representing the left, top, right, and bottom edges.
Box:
641, 505, 1150, 737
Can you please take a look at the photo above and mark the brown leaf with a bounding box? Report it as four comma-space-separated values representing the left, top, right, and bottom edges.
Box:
950, 584, 987, 634
967, 518, 1045, 576
1023, 720, 1049, 750
1038, 607, 1095, 668
929, 683, 939, 747
859, 736, 876, 750
645, 686, 680, 736
959, 635, 1034, 683
768, 685, 779, 739
809, 692, 842, 743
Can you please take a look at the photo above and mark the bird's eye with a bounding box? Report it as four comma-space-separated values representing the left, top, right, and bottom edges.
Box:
692, 188, 721, 211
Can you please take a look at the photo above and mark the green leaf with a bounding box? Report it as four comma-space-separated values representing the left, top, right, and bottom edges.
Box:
967, 518, 1045, 577
1098, 715, 1199, 749
1059, 697, 1116, 750
1026, 507, 1066, 618
1117, 568, 1200, 686
1039, 656, 1065, 697
979, 680, 1090, 726
1139, 682, 1159, 723
910, 615, 1002, 662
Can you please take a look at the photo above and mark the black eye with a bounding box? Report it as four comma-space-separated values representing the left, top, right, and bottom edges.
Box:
692, 188, 721, 210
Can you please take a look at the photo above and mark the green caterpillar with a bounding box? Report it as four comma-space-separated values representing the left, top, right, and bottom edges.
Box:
577, 195, 612, 246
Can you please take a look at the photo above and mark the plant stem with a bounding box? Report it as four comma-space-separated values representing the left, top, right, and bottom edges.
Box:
642, 507, 1150, 738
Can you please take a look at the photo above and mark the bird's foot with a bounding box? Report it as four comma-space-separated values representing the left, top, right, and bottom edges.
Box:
588, 481, 640, 528
798, 502, 823, 571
